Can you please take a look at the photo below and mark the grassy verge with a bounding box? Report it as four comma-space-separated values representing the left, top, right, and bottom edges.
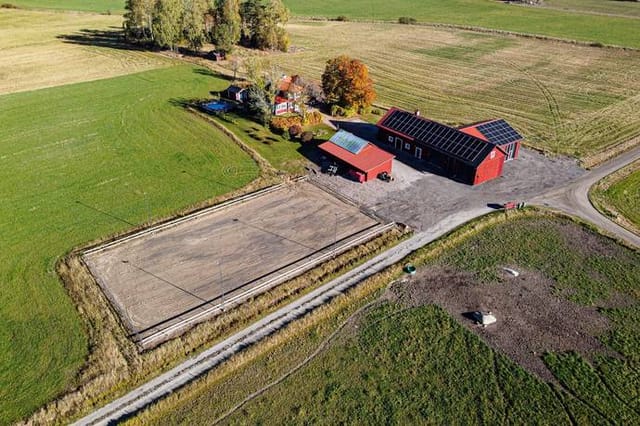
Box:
127, 210, 640, 424
590, 160, 640, 235
543, 0, 640, 18
0, 65, 261, 424
0, 9, 170, 95
261, 21, 640, 161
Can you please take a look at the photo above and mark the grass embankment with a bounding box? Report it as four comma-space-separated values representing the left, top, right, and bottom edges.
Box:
260, 21, 640, 161
591, 161, 640, 234
0, 65, 260, 424
285, 0, 640, 48
4, 0, 124, 14
0, 9, 169, 95
129, 213, 640, 424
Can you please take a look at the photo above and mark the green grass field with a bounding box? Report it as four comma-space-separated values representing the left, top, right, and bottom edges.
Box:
0, 65, 259, 424
285, 0, 640, 48
7, 0, 640, 48
592, 163, 640, 232
604, 169, 640, 230
265, 21, 640, 160
5, 0, 124, 13
131, 215, 640, 424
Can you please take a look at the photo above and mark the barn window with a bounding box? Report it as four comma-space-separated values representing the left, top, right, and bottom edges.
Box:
388, 135, 393, 143
404, 143, 411, 150
490, 151, 496, 159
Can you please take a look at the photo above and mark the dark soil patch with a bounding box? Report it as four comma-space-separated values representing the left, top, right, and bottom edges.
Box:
387, 267, 613, 382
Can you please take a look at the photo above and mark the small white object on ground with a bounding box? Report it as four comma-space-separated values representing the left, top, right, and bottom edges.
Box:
473, 311, 497, 326
503, 267, 520, 277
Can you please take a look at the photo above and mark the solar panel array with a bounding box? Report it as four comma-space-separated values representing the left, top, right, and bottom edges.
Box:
330, 130, 369, 155
475, 119, 522, 146
380, 110, 493, 166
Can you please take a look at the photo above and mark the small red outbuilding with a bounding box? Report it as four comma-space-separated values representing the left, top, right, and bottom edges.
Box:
319, 130, 394, 183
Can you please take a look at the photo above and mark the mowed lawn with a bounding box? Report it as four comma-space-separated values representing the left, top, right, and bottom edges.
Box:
0, 9, 171, 95
285, 0, 640, 48
0, 65, 259, 424
267, 22, 640, 159
132, 216, 640, 425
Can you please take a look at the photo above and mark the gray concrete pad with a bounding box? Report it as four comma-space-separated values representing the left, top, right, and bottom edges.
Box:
84, 181, 379, 339
311, 146, 585, 231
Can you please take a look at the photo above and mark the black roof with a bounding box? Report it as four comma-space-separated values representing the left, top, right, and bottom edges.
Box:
475, 119, 522, 146
378, 109, 495, 167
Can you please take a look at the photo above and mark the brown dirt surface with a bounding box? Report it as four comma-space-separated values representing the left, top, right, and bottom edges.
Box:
387, 267, 612, 382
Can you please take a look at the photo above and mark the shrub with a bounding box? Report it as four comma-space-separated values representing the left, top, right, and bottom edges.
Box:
270, 115, 303, 134
371, 108, 382, 115
398, 17, 417, 25
334, 15, 349, 22
1, 3, 19, 8
300, 131, 314, 143
330, 105, 346, 117
289, 124, 302, 138
303, 110, 323, 125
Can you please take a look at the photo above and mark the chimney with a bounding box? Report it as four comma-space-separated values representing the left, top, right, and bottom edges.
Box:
414, 109, 421, 116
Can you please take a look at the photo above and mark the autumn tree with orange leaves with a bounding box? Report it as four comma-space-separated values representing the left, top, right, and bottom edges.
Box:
321, 55, 376, 114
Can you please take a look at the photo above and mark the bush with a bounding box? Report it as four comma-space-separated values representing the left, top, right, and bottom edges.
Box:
1, 3, 19, 8
398, 17, 417, 25
334, 15, 349, 22
330, 105, 346, 117
270, 115, 303, 134
371, 108, 382, 115
303, 110, 323, 125
300, 131, 314, 143
289, 124, 302, 138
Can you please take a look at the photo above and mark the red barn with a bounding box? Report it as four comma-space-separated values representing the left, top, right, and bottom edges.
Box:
376, 108, 520, 185
319, 130, 394, 183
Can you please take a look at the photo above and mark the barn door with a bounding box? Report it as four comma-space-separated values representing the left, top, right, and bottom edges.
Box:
415, 147, 422, 159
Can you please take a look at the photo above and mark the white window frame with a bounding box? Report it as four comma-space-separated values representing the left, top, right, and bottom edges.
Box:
404, 142, 411, 151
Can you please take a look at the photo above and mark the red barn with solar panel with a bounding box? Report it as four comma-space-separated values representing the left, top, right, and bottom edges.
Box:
319, 130, 394, 183
376, 107, 522, 185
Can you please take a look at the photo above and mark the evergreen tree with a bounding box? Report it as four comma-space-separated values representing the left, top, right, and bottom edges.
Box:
182, 0, 208, 51
152, 0, 184, 51
123, 0, 156, 40
211, 0, 241, 54
240, 0, 289, 51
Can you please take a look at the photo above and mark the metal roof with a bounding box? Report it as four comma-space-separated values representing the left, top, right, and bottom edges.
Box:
329, 130, 370, 155
474, 119, 522, 146
378, 109, 495, 167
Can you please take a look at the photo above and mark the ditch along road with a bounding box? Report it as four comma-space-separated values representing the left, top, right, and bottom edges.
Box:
73, 147, 639, 426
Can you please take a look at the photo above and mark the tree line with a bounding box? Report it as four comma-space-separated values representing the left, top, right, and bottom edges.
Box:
123, 0, 290, 53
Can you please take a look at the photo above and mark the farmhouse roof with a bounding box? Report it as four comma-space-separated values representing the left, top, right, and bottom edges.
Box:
376, 108, 496, 167
277, 75, 303, 94
459, 119, 523, 146
319, 130, 395, 172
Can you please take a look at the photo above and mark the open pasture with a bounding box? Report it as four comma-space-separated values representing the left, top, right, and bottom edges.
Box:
270, 21, 640, 159
0, 9, 170, 95
285, 0, 640, 48
5, 0, 124, 13
0, 65, 258, 424
131, 215, 640, 425
84, 181, 381, 344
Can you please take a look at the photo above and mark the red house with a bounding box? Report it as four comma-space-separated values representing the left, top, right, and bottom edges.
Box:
273, 75, 303, 116
319, 130, 394, 183
376, 108, 521, 185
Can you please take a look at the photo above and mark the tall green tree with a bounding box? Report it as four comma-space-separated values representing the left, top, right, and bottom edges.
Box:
240, 0, 289, 51
211, 0, 241, 54
182, 0, 208, 51
123, 0, 157, 40
153, 0, 184, 51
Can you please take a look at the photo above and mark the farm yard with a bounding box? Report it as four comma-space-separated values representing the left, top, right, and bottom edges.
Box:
2, 0, 640, 424
266, 21, 640, 162
84, 181, 384, 345
129, 214, 640, 425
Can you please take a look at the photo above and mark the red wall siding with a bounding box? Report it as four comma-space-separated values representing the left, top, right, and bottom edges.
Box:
365, 159, 393, 182
513, 141, 521, 160
474, 147, 505, 185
